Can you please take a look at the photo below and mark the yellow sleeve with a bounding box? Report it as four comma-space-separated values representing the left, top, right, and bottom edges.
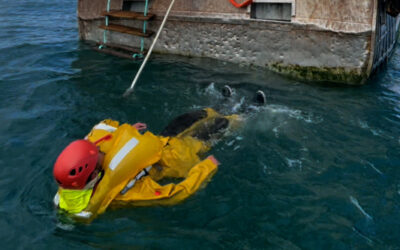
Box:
156, 136, 208, 179
112, 158, 218, 207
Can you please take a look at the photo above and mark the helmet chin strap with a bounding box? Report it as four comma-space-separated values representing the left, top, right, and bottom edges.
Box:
93, 134, 113, 146
84, 173, 102, 190
80, 136, 109, 190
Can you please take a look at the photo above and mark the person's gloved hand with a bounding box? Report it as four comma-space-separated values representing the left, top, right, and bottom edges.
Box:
207, 155, 220, 165
132, 123, 147, 131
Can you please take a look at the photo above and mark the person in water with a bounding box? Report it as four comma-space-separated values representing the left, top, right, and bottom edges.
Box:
53, 108, 240, 221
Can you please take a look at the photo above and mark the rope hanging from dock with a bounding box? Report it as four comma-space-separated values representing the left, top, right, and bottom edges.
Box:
123, 0, 177, 97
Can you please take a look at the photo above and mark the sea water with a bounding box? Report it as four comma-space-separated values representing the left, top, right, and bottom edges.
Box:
1, 0, 400, 249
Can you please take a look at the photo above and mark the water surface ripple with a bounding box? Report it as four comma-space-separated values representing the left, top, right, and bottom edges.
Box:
1, 0, 400, 249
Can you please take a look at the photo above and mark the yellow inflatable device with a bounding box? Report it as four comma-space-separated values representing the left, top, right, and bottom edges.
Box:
54, 108, 239, 221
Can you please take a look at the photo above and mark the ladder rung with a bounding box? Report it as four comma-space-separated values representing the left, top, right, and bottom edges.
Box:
102, 10, 155, 21
97, 42, 147, 55
94, 46, 144, 60
99, 24, 153, 37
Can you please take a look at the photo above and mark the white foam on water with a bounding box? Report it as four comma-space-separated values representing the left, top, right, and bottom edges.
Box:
258, 104, 324, 124
350, 196, 373, 221
247, 104, 322, 137
271, 122, 288, 138
232, 97, 246, 113
364, 161, 383, 175
286, 158, 302, 170
262, 164, 272, 175
352, 227, 373, 245
358, 120, 369, 129
264, 104, 323, 124
225, 140, 235, 146
204, 82, 218, 96
358, 120, 383, 137
300, 147, 309, 152
200, 85, 323, 141
56, 222, 75, 231
272, 127, 279, 138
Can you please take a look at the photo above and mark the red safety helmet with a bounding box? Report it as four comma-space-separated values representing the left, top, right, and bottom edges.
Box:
53, 140, 99, 189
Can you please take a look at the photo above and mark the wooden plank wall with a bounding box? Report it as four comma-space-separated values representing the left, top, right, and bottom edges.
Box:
372, 0, 399, 72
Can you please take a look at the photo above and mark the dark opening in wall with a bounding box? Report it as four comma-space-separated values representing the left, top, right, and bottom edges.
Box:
123, 0, 154, 12
251, 1, 293, 21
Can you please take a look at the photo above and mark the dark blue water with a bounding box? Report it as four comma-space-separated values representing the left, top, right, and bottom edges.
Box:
1, 0, 400, 249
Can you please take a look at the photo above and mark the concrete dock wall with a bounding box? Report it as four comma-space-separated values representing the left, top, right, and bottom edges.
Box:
78, 0, 375, 33
78, 0, 398, 84
293, 0, 375, 33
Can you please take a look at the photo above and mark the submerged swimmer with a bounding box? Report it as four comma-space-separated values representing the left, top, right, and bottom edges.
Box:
53, 108, 240, 222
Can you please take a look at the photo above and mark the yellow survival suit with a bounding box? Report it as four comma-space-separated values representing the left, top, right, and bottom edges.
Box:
54, 108, 239, 221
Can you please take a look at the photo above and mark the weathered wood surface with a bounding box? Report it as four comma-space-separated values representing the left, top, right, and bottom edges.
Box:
371, 0, 399, 72
293, 0, 375, 33
102, 10, 155, 21
94, 46, 143, 60
97, 42, 147, 54
99, 24, 154, 37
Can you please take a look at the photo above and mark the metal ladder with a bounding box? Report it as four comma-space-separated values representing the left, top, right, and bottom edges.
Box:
97, 0, 155, 59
